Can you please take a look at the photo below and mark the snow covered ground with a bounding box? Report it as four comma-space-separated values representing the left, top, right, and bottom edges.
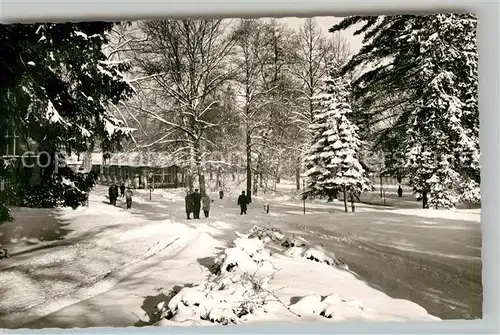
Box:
0, 180, 481, 329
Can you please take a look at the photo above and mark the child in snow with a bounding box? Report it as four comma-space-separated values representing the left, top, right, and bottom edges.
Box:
219, 189, 224, 199
120, 183, 126, 197
202, 193, 211, 218
125, 187, 133, 209
397, 185, 403, 198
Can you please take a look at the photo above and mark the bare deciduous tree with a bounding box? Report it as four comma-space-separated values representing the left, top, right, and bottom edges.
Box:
123, 19, 237, 195
288, 18, 351, 190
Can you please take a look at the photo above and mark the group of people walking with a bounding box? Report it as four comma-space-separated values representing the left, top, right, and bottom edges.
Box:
185, 189, 250, 219
108, 183, 134, 209
185, 189, 211, 219
108, 183, 251, 218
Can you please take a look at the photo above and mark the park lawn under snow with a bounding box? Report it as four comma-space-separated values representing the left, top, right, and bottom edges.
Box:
0, 183, 470, 328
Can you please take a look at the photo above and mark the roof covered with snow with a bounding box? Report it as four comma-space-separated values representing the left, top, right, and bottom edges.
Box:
65, 152, 178, 168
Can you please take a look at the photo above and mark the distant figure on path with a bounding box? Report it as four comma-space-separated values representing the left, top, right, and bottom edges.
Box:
109, 184, 118, 206
192, 189, 202, 219
219, 189, 224, 199
237, 191, 249, 215
185, 191, 194, 219
120, 183, 126, 197
125, 187, 133, 209
113, 184, 119, 203
202, 193, 211, 218
397, 185, 403, 198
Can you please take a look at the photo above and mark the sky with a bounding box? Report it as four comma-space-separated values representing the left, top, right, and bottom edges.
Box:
277, 16, 364, 54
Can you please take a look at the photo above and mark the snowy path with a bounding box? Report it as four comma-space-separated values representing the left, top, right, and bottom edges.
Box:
0, 190, 227, 328
0, 186, 481, 328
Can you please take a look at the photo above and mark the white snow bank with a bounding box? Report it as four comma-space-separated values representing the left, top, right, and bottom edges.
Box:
156, 226, 438, 326
265, 254, 440, 323
390, 208, 480, 222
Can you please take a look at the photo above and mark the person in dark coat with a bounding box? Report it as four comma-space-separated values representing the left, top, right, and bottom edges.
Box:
113, 184, 119, 205
397, 185, 403, 198
185, 191, 194, 219
237, 191, 249, 215
219, 189, 224, 200
192, 189, 202, 219
108, 184, 116, 205
120, 183, 126, 197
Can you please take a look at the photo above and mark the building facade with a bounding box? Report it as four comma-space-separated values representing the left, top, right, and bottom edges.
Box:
67, 152, 186, 190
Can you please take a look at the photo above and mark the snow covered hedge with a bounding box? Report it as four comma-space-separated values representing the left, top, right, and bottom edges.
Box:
15, 167, 98, 210
155, 226, 349, 325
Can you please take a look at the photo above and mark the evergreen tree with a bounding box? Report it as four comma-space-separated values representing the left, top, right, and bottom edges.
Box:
0, 22, 135, 223
330, 14, 479, 209
303, 74, 371, 211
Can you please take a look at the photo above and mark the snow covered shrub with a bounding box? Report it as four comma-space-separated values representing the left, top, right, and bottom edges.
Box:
281, 237, 305, 249
0, 181, 17, 224
289, 293, 364, 319
285, 244, 349, 270
246, 225, 285, 244
0, 196, 13, 224
157, 236, 280, 325
213, 236, 276, 275
0, 247, 9, 259
17, 167, 97, 210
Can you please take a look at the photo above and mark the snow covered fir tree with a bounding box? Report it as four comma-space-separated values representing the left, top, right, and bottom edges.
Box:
0, 13, 484, 328
331, 13, 479, 209
0, 22, 135, 223
303, 72, 371, 212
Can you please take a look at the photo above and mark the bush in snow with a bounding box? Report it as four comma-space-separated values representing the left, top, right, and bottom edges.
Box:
289, 293, 364, 320
156, 235, 280, 325
0, 190, 14, 224
15, 167, 98, 210
0, 247, 9, 260
245, 225, 286, 244
285, 244, 349, 270
156, 226, 351, 326
241, 225, 348, 270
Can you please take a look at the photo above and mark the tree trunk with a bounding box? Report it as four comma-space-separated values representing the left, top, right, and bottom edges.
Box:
246, 132, 252, 203
199, 174, 206, 197
232, 157, 236, 181
253, 175, 258, 196
350, 189, 355, 212
216, 166, 221, 189
422, 189, 429, 209
379, 175, 383, 198
343, 186, 348, 213
194, 142, 206, 197
209, 167, 213, 181
295, 157, 301, 191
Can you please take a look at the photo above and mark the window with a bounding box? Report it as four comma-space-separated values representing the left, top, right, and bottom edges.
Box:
3, 130, 19, 157
0, 178, 11, 192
